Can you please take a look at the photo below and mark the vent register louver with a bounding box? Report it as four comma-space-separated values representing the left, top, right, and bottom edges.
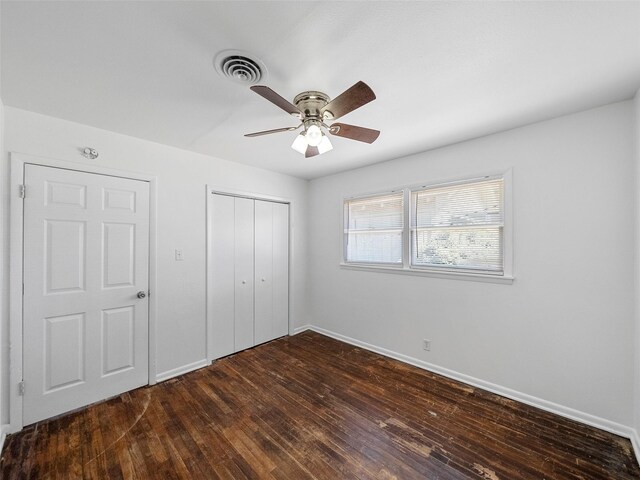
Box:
214, 50, 265, 85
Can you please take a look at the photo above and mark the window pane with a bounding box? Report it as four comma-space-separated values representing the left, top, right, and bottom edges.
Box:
411, 178, 504, 273
412, 227, 503, 271
347, 231, 403, 264
345, 192, 404, 264
414, 179, 503, 228
347, 193, 403, 231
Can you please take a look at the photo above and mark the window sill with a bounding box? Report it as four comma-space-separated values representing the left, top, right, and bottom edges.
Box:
339, 263, 514, 284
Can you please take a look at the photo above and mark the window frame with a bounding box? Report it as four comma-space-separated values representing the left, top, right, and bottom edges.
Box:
342, 189, 406, 267
341, 170, 513, 284
409, 174, 506, 275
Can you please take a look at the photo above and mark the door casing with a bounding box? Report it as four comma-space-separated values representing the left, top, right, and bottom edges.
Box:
8, 152, 158, 433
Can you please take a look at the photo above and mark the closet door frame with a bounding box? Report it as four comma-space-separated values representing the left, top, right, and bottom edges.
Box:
205, 185, 292, 363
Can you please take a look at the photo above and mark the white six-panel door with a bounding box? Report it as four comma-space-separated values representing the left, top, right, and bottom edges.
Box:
23, 165, 150, 425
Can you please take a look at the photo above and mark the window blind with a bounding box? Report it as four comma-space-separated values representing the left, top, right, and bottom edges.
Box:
411, 178, 504, 273
344, 192, 403, 264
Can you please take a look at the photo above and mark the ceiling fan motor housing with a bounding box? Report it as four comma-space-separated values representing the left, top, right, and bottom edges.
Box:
293, 91, 333, 121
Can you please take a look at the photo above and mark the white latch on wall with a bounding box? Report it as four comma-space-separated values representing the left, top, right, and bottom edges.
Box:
18, 185, 26, 199
18, 382, 25, 396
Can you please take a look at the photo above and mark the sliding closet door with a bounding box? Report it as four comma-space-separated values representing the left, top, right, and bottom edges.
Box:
234, 197, 255, 351
255, 200, 289, 345
209, 194, 235, 359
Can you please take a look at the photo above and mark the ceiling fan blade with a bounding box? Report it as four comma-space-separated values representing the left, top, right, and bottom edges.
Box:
321, 81, 376, 120
244, 126, 299, 137
305, 145, 320, 158
328, 123, 380, 144
250, 86, 302, 117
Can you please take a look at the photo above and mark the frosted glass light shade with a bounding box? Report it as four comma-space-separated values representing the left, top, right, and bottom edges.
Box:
306, 125, 323, 146
291, 133, 307, 154
317, 135, 333, 154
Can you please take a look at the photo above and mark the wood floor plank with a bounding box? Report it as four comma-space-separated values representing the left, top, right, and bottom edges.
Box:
1, 331, 638, 479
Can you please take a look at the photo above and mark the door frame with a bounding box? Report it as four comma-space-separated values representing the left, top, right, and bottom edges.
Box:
9, 152, 158, 433
205, 185, 293, 363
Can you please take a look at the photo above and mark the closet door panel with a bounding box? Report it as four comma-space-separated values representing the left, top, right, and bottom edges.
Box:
210, 194, 236, 359
234, 197, 255, 352
272, 202, 289, 338
254, 200, 274, 345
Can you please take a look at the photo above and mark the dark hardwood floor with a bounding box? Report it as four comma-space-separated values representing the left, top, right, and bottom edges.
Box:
1, 331, 638, 479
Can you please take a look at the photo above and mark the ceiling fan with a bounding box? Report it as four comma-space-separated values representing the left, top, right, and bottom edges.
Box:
245, 81, 380, 158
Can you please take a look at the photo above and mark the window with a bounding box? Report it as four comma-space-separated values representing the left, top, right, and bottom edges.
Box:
344, 192, 404, 264
411, 178, 504, 274
342, 173, 511, 281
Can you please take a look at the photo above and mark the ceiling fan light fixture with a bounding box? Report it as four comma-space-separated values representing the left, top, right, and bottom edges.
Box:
305, 124, 323, 147
246, 81, 379, 158
317, 135, 333, 154
291, 133, 307, 154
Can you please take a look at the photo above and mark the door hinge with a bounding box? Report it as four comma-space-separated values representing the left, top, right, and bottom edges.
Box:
18, 382, 25, 396
18, 185, 26, 199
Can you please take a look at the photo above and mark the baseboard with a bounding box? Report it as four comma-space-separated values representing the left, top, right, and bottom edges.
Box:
155, 359, 209, 383
299, 324, 639, 460
630, 428, 640, 466
293, 324, 312, 335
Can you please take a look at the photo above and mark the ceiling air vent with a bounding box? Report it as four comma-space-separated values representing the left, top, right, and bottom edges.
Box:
214, 50, 266, 85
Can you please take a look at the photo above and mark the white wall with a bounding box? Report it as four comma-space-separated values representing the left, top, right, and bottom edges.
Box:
0, 99, 5, 430
1, 98, 637, 439
308, 101, 636, 427
0, 107, 309, 425
634, 89, 640, 440
0, 1, 6, 431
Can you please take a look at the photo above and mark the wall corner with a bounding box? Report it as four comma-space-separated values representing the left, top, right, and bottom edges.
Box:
633, 88, 640, 451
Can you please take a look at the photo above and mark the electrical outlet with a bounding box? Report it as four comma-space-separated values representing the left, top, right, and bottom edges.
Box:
423, 339, 431, 351
175, 249, 184, 261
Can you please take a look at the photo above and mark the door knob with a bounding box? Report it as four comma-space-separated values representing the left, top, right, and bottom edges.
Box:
137, 291, 147, 299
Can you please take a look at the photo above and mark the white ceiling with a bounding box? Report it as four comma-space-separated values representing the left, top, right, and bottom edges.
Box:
2, 1, 640, 180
